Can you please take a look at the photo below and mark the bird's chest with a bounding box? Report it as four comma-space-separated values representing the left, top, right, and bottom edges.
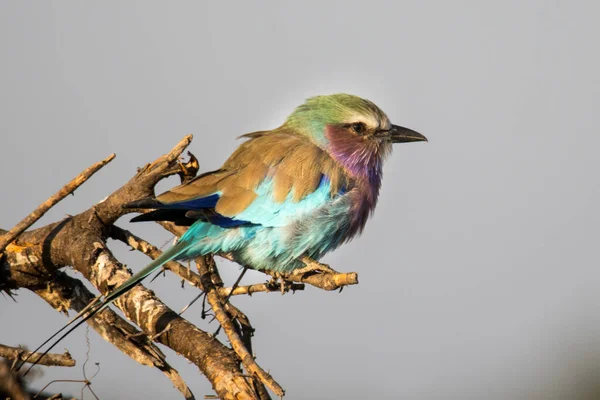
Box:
288, 195, 354, 253
236, 181, 378, 272
286, 184, 376, 256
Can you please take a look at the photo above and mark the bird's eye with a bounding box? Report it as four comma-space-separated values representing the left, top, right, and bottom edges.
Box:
351, 123, 366, 135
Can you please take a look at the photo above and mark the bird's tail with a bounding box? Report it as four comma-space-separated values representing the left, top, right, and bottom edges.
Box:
19, 238, 191, 375
101, 238, 190, 306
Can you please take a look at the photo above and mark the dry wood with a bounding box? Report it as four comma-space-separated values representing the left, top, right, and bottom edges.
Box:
0, 154, 115, 253
1, 136, 262, 399
196, 257, 283, 398
4, 244, 194, 398
219, 281, 305, 296
0, 344, 75, 368
1, 134, 361, 399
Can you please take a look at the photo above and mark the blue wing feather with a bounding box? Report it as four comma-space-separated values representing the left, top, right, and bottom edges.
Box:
234, 175, 335, 227
160, 193, 221, 210
170, 175, 349, 268
150, 176, 340, 229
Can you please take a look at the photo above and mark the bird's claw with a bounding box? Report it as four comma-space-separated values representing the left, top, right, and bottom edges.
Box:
295, 256, 336, 277
266, 272, 293, 294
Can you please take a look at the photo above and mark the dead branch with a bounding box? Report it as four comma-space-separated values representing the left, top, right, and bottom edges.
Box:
0, 154, 115, 253
196, 257, 284, 398
108, 226, 272, 399
219, 281, 305, 297
222, 302, 255, 357
3, 244, 194, 399
1, 134, 360, 399
266, 268, 359, 291
91, 135, 193, 226
80, 242, 257, 400
0, 344, 75, 368
108, 225, 205, 289
219, 252, 359, 292
1, 136, 261, 399
35, 272, 194, 400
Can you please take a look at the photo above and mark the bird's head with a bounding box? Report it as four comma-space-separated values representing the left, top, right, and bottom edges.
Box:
284, 93, 427, 178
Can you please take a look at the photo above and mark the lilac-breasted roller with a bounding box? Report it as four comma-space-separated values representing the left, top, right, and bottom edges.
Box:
24, 94, 426, 370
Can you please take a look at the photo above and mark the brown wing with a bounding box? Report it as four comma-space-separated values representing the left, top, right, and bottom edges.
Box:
155, 130, 349, 218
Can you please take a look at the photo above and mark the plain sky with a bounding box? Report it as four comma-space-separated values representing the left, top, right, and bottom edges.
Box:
1, 2, 599, 399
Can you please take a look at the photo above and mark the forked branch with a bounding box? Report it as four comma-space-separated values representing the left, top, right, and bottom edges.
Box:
1, 135, 360, 399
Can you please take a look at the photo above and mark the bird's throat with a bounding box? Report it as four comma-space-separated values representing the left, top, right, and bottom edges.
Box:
324, 125, 384, 235
324, 125, 384, 189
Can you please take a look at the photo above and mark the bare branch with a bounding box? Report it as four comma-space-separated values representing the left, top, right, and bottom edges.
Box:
220, 281, 305, 297
0, 344, 75, 368
1, 134, 362, 399
219, 252, 359, 292
196, 257, 284, 398
0, 154, 115, 253
2, 137, 260, 399
82, 241, 258, 400
268, 268, 359, 291
1, 245, 195, 400
93, 135, 193, 226
34, 272, 195, 400
223, 302, 256, 358
108, 225, 205, 290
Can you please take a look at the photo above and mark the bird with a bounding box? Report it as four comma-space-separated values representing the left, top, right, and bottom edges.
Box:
21, 93, 427, 373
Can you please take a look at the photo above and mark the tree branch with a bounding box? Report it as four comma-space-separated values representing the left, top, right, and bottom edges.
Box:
196, 257, 284, 398
0, 154, 115, 253
219, 252, 359, 292
93, 135, 193, 226
35, 271, 195, 400
2, 136, 261, 399
0, 344, 75, 368
2, 243, 194, 399
219, 281, 305, 297
2, 134, 362, 399
265, 268, 359, 291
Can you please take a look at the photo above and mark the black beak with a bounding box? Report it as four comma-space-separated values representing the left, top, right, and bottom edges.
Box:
389, 124, 428, 143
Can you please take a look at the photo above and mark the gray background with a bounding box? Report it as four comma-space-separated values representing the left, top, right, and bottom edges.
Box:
1, 2, 599, 399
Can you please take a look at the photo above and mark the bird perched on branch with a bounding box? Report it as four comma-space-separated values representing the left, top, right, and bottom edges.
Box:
23, 93, 426, 372
122, 93, 426, 283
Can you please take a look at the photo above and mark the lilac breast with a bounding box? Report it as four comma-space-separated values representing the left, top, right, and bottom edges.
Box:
325, 125, 385, 237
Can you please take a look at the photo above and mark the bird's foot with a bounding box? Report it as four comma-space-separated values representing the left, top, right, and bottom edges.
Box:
266, 272, 293, 294
295, 256, 337, 277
